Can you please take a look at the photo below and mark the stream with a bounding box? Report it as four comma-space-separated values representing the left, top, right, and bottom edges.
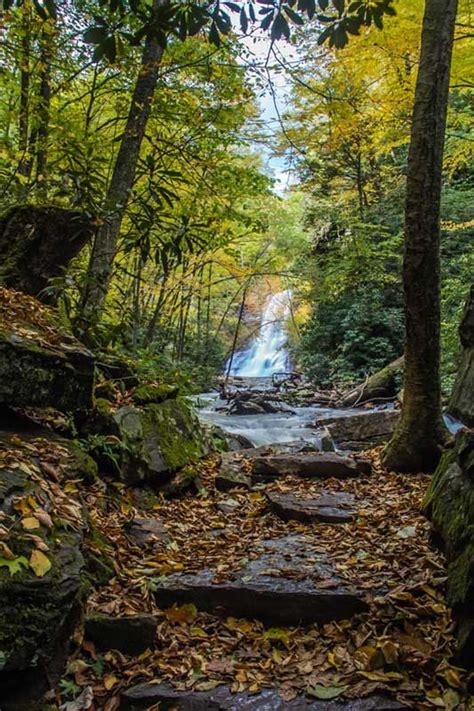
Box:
194, 290, 464, 447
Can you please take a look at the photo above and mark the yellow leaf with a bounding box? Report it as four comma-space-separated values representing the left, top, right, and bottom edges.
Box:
30, 549, 51, 577
164, 603, 198, 624
441, 667, 463, 689
380, 640, 399, 665
22, 517, 40, 530
104, 674, 119, 690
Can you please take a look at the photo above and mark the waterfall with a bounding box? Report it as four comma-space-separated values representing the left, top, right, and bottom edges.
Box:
226, 290, 292, 377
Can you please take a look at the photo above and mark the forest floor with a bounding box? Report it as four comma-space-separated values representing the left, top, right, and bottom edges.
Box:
58, 450, 474, 711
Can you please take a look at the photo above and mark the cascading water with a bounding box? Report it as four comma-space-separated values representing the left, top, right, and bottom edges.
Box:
225, 289, 292, 378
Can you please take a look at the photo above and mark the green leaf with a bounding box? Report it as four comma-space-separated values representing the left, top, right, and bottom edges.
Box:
0, 556, 29, 576
309, 685, 348, 700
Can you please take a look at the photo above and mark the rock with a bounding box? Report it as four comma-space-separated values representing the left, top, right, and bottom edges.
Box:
217, 497, 241, 513
230, 400, 267, 415
112, 398, 212, 485
120, 683, 406, 711
313, 410, 400, 449
448, 286, 474, 426
267, 490, 356, 524
424, 429, 474, 667
154, 534, 368, 625
0, 287, 95, 412
0, 435, 87, 707
124, 517, 170, 548
133, 382, 179, 405
84, 614, 157, 655
251, 453, 369, 483
96, 352, 139, 389
320, 427, 336, 452
0, 206, 94, 300
338, 357, 404, 408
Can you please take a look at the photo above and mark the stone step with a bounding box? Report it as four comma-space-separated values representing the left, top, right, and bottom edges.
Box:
267, 490, 356, 524
120, 682, 407, 710
154, 534, 368, 625
84, 614, 157, 655
251, 453, 371, 484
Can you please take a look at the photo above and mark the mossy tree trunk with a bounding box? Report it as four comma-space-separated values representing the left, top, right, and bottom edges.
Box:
77, 0, 165, 339
383, 0, 458, 473
448, 286, 474, 426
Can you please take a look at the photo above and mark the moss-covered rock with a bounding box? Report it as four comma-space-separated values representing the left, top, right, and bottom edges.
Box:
0, 434, 89, 707
0, 205, 94, 301
424, 429, 474, 666
113, 398, 212, 485
133, 382, 179, 405
0, 288, 94, 412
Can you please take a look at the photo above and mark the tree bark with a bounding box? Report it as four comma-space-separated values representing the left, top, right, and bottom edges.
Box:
78, 0, 165, 336
383, 0, 458, 473
18, 1, 31, 176
35, 9, 55, 193
448, 286, 474, 426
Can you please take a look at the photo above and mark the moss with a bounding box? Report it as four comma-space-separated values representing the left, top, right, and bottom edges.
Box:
83, 522, 115, 588
94, 397, 114, 415
447, 542, 474, 609
62, 441, 98, 483
134, 382, 179, 405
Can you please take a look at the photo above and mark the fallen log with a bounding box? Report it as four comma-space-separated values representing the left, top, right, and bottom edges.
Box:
338, 357, 404, 408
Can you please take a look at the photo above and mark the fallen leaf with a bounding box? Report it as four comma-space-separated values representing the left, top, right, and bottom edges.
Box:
22, 516, 40, 530
30, 549, 51, 577
164, 603, 198, 624
309, 685, 348, 700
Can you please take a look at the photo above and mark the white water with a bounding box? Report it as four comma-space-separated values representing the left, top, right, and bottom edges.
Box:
225, 290, 292, 377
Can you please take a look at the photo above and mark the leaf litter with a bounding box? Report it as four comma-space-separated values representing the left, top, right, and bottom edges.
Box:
13, 445, 472, 709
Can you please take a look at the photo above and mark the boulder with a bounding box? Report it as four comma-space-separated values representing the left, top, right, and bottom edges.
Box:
424, 429, 474, 666
0, 287, 95, 412
267, 490, 356, 524
251, 453, 370, 483
133, 382, 179, 405
120, 683, 406, 711
154, 534, 368, 625
0, 205, 94, 300
111, 399, 212, 485
313, 410, 400, 449
84, 614, 157, 655
0, 434, 88, 708
448, 286, 474, 426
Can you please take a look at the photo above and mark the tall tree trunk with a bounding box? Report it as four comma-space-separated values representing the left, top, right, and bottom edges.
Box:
35, 9, 55, 194
18, 1, 31, 176
383, 0, 458, 473
78, 0, 165, 336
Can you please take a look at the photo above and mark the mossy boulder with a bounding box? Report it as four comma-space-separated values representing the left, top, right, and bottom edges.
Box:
113, 398, 212, 485
449, 286, 474, 427
133, 382, 179, 405
0, 287, 94, 412
0, 205, 94, 301
424, 429, 474, 666
0, 435, 89, 707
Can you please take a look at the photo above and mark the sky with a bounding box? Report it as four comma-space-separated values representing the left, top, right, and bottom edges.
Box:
237, 31, 300, 193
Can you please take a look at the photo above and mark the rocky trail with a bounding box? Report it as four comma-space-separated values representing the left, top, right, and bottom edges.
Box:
0, 287, 473, 711
62, 449, 470, 710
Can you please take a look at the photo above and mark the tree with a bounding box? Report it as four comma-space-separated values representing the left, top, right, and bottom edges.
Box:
383, 0, 458, 473
72, 0, 396, 336
77, 0, 165, 335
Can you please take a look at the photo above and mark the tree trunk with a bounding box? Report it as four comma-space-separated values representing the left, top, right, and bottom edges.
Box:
383, 0, 458, 473
18, 1, 31, 176
78, 0, 165, 336
448, 286, 474, 426
35, 10, 55, 193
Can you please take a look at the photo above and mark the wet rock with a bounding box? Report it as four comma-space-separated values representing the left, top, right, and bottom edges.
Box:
267, 490, 356, 524
424, 429, 474, 667
120, 682, 406, 710
313, 410, 400, 449
124, 517, 170, 548
229, 399, 267, 415
251, 453, 369, 483
154, 534, 368, 625
85, 614, 157, 655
